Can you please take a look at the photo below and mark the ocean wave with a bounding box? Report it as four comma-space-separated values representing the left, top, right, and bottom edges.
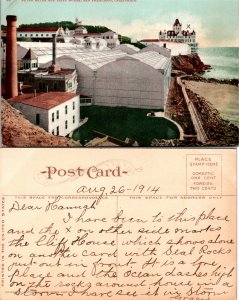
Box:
199, 55, 239, 68
198, 47, 239, 79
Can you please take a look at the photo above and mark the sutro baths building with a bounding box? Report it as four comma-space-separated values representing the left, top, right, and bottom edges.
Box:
43, 50, 172, 110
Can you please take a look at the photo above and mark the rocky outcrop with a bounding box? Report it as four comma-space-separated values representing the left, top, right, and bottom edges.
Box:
1, 99, 81, 147
187, 75, 239, 86
172, 54, 211, 75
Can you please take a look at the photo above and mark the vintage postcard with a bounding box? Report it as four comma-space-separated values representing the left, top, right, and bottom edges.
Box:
1, 0, 238, 147
0, 148, 237, 299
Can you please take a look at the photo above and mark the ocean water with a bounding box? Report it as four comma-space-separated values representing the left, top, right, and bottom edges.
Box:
198, 47, 239, 80
197, 47, 239, 127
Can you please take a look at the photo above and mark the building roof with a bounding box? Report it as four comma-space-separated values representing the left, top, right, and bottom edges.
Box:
22, 48, 38, 60
74, 33, 101, 37
56, 50, 127, 70
140, 39, 160, 42
140, 44, 171, 56
8, 92, 77, 110
160, 39, 182, 43
41, 49, 171, 73
17, 42, 84, 64
80, 94, 92, 98
141, 39, 184, 44
18, 27, 59, 32
173, 19, 181, 26
101, 30, 117, 34
131, 51, 171, 71
18, 68, 76, 79
115, 44, 140, 53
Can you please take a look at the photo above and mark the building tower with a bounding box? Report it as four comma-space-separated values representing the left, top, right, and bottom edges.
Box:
173, 19, 182, 34
5, 15, 18, 99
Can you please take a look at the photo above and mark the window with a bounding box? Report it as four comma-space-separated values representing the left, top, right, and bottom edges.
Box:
52, 112, 54, 122
65, 120, 68, 129
56, 126, 59, 135
46, 34, 49, 36
25, 34, 27, 37
30, 34, 33, 37
36, 114, 40, 125
72, 101, 75, 110
20, 34, 22, 37
56, 110, 59, 119
52, 129, 54, 135
73, 115, 75, 124
65, 105, 68, 114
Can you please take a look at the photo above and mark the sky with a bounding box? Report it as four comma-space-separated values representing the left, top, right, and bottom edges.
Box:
1, 0, 239, 47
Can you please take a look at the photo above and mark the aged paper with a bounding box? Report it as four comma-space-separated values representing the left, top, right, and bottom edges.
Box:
0, 148, 237, 300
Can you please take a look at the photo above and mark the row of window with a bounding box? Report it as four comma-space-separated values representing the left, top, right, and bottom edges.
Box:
18, 33, 55, 37
80, 98, 92, 104
23, 62, 38, 69
102, 36, 114, 39
51, 102, 76, 122
51, 116, 76, 135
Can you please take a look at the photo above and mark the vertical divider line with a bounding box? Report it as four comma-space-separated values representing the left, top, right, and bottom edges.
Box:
186, 155, 188, 195
116, 195, 119, 279
221, 155, 222, 196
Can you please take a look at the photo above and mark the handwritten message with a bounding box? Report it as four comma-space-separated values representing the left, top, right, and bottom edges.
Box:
1, 193, 236, 300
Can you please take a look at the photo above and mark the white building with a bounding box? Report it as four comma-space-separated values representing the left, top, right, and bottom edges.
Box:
73, 24, 120, 49
115, 44, 140, 55
140, 39, 191, 56
17, 27, 70, 40
74, 18, 88, 35
158, 19, 198, 53
43, 50, 171, 109
8, 92, 80, 136
140, 44, 171, 58
21, 48, 39, 70
84, 37, 108, 50
100, 31, 120, 49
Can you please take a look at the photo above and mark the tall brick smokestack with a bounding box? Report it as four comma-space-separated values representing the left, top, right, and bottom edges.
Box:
52, 34, 56, 65
5, 15, 18, 99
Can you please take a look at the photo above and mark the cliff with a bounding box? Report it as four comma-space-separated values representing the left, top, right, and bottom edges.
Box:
1, 99, 81, 147
172, 53, 210, 75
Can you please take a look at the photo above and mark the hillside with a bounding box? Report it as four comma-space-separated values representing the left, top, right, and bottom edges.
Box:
1, 100, 81, 147
18, 21, 110, 33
